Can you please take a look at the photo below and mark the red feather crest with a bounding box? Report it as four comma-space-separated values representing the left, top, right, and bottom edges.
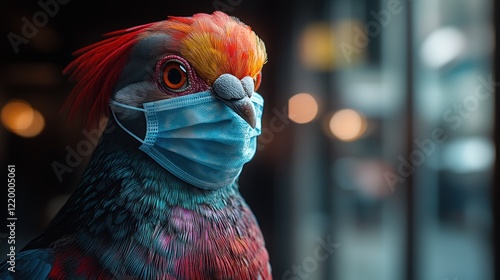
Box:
62, 23, 155, 128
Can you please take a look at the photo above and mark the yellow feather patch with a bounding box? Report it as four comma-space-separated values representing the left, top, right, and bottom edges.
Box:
151, 12, 267, 85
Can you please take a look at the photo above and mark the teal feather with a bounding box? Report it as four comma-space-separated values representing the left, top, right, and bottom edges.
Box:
17, 117, 271, 279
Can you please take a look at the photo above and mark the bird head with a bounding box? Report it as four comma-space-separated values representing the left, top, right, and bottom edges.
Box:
63, 11, 267, 130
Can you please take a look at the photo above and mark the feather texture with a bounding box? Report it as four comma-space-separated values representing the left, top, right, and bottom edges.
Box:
62, 23, 155, 128
0, 11, 272, 280
62, 12, 267, 129
160, 11, 267, 85
16, 118, 271, 279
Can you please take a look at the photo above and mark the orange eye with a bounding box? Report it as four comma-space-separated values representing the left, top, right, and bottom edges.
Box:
162, 62, 188, 91
254, 72, 262, 91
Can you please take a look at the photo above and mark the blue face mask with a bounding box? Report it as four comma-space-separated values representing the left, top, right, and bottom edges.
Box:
110, 91, 263, 190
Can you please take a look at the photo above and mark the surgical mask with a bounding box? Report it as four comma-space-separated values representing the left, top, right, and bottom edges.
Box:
109, 91, 263, 190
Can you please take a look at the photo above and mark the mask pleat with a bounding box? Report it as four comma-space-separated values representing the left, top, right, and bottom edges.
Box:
113, 91, 264, 190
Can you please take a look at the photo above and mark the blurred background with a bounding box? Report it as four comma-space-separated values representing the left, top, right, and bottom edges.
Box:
0, 0, 498, 279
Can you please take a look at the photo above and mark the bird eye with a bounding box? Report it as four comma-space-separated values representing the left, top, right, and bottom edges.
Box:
162, 61, 188, 92
254, 72, 262, 91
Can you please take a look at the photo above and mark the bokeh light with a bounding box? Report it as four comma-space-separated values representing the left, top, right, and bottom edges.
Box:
1, 100, 34, 130
299, 23, 336, 70
1, 99, 45, 138
328, 109, 367, 141
288, 93, 319, 124
420, 27, 466, 69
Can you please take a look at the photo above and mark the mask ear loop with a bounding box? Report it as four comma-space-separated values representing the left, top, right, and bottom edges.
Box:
109, 100, 145, 144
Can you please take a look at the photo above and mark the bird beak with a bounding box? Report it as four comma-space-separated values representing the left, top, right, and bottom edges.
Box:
211, 74, 257, 128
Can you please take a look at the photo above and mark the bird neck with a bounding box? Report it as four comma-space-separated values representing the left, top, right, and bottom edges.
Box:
77, 117, 239, 215
22, 116, 245, 254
